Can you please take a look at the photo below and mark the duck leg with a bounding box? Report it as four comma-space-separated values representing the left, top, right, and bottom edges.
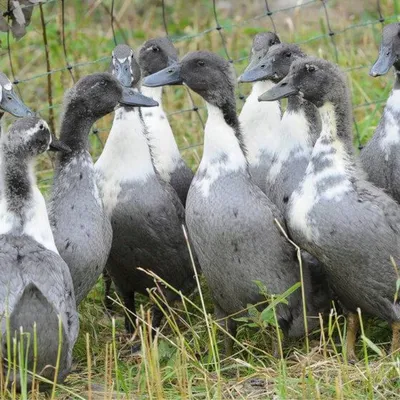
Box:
103, 269, 113, 311
391, 321, 400, 354
224, 318, 237, 357
346, 312, 359, 362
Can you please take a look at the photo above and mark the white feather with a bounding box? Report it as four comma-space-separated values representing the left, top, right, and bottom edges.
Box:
195, 103, 246, 197
95, 107, 155, 216
141, 86, 181, 182
239, 81, 281, 166
380, 90, 400, 159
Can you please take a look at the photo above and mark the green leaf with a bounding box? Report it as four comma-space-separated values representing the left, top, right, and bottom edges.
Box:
360, 335, 384, 357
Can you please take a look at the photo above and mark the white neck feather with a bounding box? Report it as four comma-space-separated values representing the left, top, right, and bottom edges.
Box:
239, 80, 281, 165
380, 88, 400, 151
140, 86, 181, 182
195, 103, 246, 197
0, 157, 59, 254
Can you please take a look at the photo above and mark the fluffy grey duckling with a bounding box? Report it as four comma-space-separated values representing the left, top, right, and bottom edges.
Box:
139, 38, 194, 206
144, 51, 322, 354
49, 73, 143, 305
95, 58, 197, 347
238, 32, 282, 194
240, 43, 331, 317
0, 71, 32, 200
360, 22, 400, 203
260, 57, 400, 360
0, 117, 78, 388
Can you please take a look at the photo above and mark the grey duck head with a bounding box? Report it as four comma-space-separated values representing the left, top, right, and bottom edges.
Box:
139, 37, 179, 78
143, 51, 236, 110
109, 44, 141, 88
240, 43, 306, 83
3, 116, 70, 158
0, 72, 32, 117
259, 57, 347, 108
370, 22, 400, 77
65, 72, 158, 120
238, 32, 280, 83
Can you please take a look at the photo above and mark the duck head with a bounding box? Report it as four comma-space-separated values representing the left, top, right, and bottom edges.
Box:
0, 72, 32, 117
370, 22, 400, 77
139, 37, 179, 77
259, 57, 346, 108
109, 44, 141, 88
238, 32, 280, 83
240, 43, 306, 83
143, 51, 235, 109
66, 72, 158, 120
4, 116, 70, 157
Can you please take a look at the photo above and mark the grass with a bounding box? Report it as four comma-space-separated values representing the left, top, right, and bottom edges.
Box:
0, 0, 400, 398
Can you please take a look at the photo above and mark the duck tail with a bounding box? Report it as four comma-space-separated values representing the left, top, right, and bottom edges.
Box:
2, 283, 71, 390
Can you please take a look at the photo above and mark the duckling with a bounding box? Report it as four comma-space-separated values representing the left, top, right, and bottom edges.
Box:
0, 116, 78, 388
139, 37, 194, 205
260, 57, 400, 359
49, 73, 143, 305
238, 32, 282, 193
360, 22, 400, 203
143, 51, 321, 354
95, 58, 196, 345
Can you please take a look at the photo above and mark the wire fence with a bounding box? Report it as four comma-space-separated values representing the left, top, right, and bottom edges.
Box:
1, 0, 399, 185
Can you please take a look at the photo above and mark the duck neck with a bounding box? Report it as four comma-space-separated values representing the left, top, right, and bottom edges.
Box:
102, 106, 155, 178
59, 103, 95, 153
240, 80, 281, 162
141, 85, 163, 104
201, 101, 247, 170
1, 150, 33, 215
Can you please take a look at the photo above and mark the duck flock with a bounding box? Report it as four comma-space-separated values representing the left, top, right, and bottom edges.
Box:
1, 21, 400, 388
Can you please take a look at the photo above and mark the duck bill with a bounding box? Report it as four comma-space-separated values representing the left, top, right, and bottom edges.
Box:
114, 60, 133, 88
0, 88, 33, 117
258, 80, 299, 102
143, 63, 183, 87
120, 87, 159, 107
239, 58, 273, 83
370, 45, 396, 77
49, 134, 71, 153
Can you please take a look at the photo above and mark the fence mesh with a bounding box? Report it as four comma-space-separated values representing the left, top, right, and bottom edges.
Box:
0, 0, 399, 188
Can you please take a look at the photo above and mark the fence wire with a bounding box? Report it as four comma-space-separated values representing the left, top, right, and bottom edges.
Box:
1, 0, 399, 176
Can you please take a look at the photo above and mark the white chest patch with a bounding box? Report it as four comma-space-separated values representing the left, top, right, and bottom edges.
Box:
195, 103, 247, 197
268, 108, 311, 181
95, 108, 155, 216
288, 103, 352, 241
239, 81, 281, 166
380, 90, 400, 159
141, 86, 181, 182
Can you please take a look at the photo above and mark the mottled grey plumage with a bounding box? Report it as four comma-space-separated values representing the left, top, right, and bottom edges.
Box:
139, 38, 193, 205
0, 117, 78, 388
360, 23, 400, 203
265, 58, 400, 349
144, 51, 323, 349
95, 86, 196, 338
48, 73, 133, 304
238, 32, 282, 194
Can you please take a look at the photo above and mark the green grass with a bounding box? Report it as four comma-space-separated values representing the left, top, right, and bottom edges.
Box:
1, 0, 400, 398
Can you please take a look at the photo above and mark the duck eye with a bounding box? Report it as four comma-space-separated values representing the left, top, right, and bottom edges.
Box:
100, 80, 107, 86
286, 52, 292, 57
306, 64, 316, 72
39, 124, 44, 130
269, 40, 275, 46
197, 60, 205, 66
152, 46, 160, 52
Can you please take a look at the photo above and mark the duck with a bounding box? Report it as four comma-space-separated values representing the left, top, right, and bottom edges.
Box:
0, 71, 32, 200
95, 53, 196, 346
239, 43, 331, 317
139, 37, 194, 206
0, 116, 78, 388
143, 51, 322, 354
238, 32, 282, 194
259, 56, 400, 360
48, 72, 142, 305
360, 22, 400, 203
